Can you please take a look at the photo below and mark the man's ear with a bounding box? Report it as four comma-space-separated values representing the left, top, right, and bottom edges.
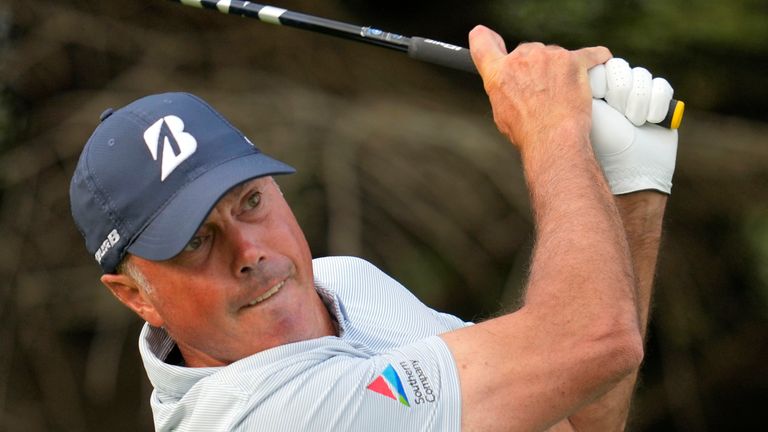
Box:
100, 273, 164, 328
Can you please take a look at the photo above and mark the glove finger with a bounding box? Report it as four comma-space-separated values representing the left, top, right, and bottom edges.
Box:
605, 58, 632, 113
589, 64, 607, 99
625, 67, 653, 126
647, 77, 674, 124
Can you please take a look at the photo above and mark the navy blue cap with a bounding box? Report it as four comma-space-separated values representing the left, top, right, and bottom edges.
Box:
70, 92, 295, 273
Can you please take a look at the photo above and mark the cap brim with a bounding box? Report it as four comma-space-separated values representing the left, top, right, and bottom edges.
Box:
126, 153, 295, 261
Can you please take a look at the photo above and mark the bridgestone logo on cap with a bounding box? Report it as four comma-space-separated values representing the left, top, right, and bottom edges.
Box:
143, 115, 198, 181
95, 229, 120, 264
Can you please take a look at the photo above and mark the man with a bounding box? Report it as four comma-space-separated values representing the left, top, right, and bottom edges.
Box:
70, 25, 677, 431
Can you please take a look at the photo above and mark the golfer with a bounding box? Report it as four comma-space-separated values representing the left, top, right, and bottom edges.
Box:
70, 26, 678, 431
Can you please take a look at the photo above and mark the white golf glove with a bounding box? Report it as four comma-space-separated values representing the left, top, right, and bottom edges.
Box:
588, 58, 679, 195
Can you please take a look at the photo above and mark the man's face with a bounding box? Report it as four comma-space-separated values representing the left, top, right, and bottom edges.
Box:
123, 177, 333, 367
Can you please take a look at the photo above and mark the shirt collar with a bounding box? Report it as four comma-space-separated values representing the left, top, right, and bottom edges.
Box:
313, 277, 350, 337
139, 279, 351, 398
139, 324, 219, 399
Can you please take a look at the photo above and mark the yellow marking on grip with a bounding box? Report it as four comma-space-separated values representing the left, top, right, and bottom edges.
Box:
671, 101, 685, 129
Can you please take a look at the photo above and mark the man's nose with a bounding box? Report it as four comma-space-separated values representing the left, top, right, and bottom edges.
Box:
228, 223, 266, 276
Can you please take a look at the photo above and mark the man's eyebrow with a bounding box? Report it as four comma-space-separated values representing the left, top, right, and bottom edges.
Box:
228, 179, 267, 203
228, 183, 247, 197
213, 178, 267, 213
227, 180, 257, 199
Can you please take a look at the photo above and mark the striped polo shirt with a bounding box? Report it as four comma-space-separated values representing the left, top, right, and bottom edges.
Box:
139, 256, 470, 431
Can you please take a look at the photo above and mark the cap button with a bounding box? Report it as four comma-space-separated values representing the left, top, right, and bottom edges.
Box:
99, 108, 115, 122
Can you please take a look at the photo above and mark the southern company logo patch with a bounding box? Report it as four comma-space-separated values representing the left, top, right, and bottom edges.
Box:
366, 364, 410, 407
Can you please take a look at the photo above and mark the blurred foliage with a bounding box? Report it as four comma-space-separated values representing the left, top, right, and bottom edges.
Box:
345, 0, 768, 119
489, 0, 768, 51
746, 208, 768, 317
487, 0, 768, 119
0, 5, 12, 152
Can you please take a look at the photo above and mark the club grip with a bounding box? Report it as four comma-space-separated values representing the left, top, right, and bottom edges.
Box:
408, 36, 685, 129
408, 37, 477, 73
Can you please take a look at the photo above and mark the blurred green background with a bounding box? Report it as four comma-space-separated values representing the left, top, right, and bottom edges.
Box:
1, 0, 766, 430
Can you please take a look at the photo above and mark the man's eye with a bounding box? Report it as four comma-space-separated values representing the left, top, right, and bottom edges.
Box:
245, 191, 261, 210
183, 236, 204, 252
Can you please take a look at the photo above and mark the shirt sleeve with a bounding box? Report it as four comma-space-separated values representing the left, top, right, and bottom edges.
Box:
223, 336, 462, 432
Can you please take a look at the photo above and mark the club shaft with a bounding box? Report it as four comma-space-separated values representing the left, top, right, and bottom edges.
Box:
176, 0, 411, 52
172, 0, 684, 129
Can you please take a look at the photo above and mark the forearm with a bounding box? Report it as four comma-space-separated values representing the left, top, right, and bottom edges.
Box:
617, 191, 667, 335
517, 120, 645, 410
445, 31, 646, 431
522, 123, 638, 343
444, 121, 644, 432
562, 190, 667, 431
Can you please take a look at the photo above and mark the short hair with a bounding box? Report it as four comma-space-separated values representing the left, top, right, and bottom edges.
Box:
116, 255, 153, 294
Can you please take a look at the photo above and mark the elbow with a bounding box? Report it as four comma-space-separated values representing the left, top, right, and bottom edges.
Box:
592, 323, 645, 383
611, 330, 645, 377
557, 310, 645, 389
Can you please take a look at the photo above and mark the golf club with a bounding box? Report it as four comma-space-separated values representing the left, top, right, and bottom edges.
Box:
171, 0, 685, 129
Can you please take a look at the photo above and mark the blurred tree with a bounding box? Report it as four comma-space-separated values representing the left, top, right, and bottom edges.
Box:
345, 0, 768, 119
486, 0, 768, 119
746, 209, 768, 316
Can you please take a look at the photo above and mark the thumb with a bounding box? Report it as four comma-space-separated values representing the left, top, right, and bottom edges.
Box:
468, 25, 507, 79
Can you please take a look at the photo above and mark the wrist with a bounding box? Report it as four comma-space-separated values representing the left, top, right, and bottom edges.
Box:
616, 191, 667, 235
519, 116, 592, 166
518, 119, 596, 177
520, 118, 611, 211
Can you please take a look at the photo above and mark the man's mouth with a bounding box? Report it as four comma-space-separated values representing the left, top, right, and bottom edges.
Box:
247, 280, 286, 306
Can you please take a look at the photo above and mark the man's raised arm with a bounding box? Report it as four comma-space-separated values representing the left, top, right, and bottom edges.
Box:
439, 26, 644, 432
551, 59, 679, 431
555, 192, 667, 432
